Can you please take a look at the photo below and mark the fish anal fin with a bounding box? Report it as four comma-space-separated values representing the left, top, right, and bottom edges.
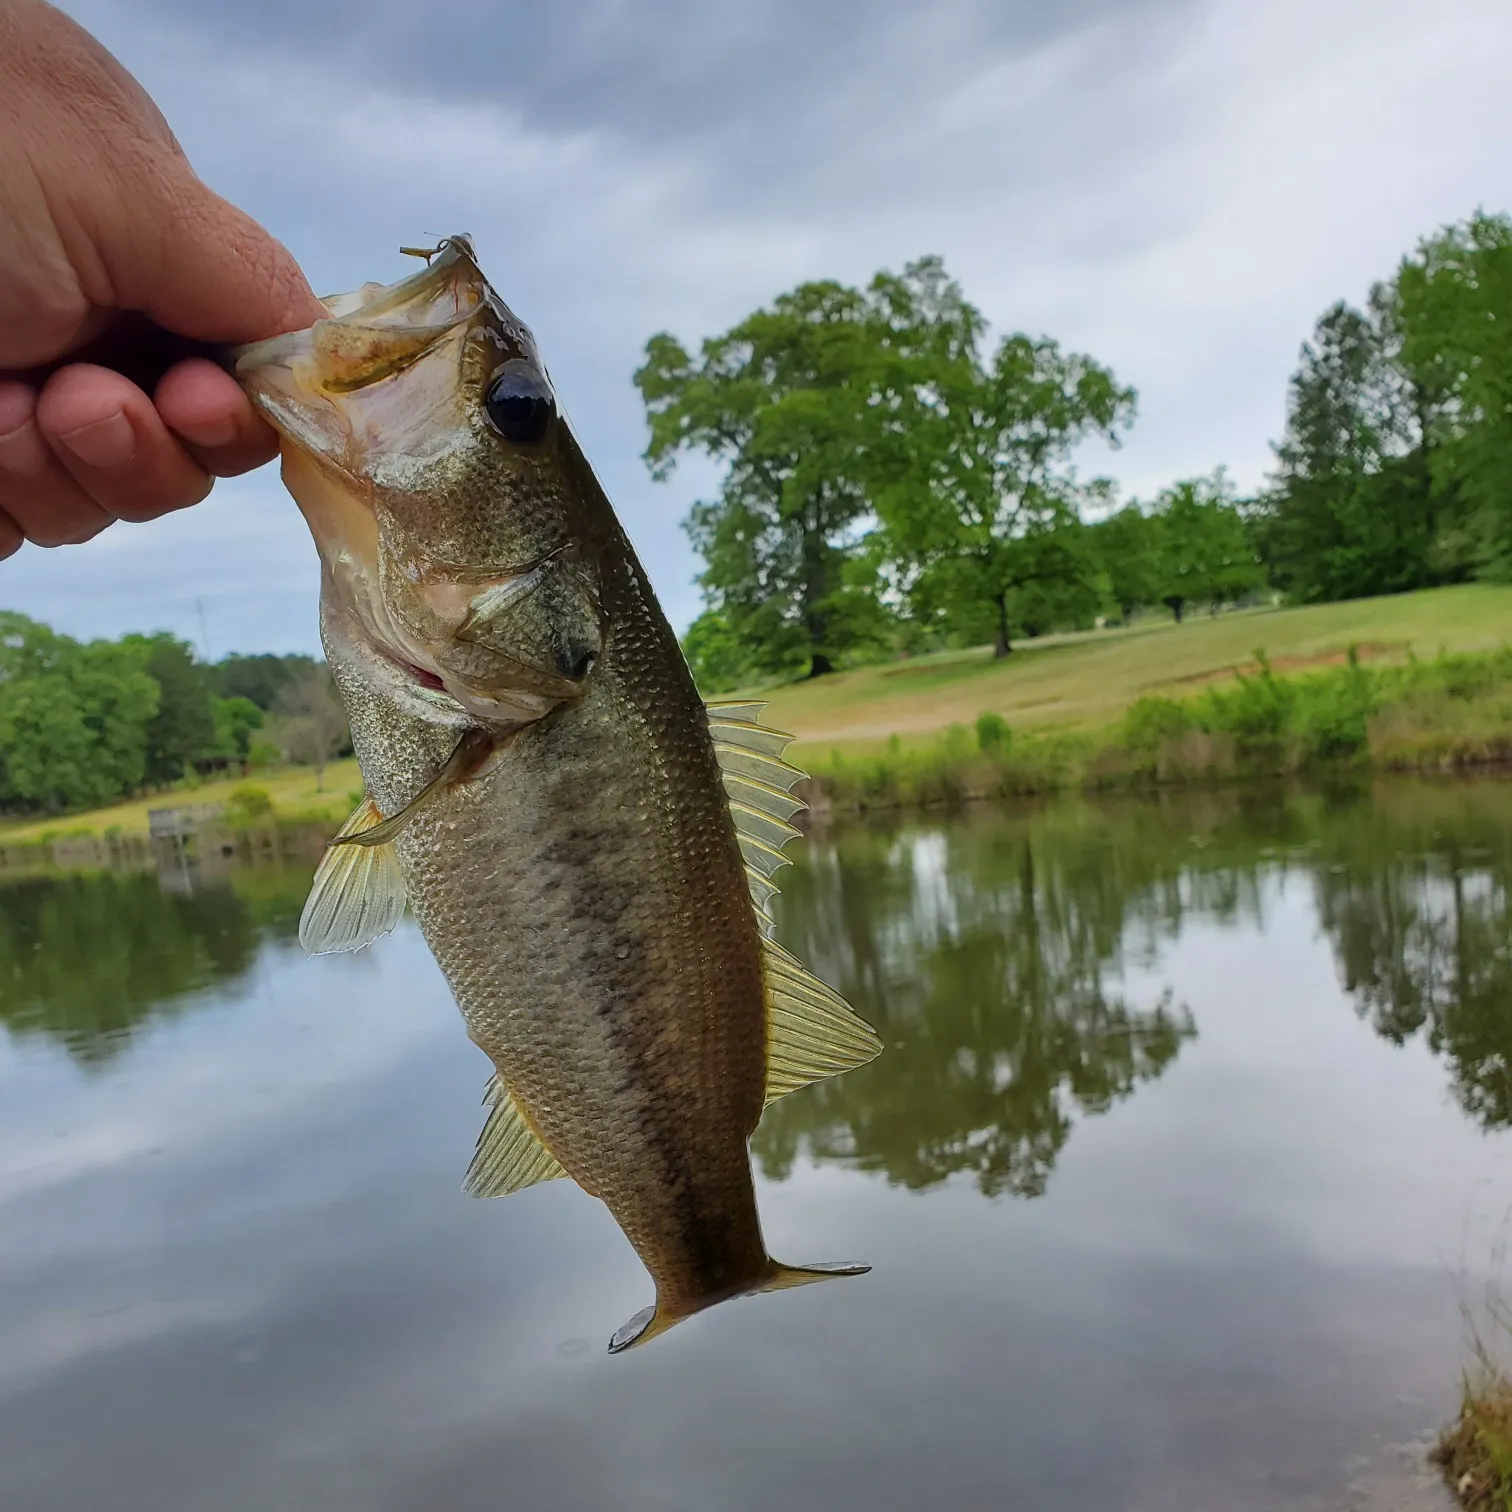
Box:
762, 938, 882, 1105
463, 1073, 568, 1199
298, 797, 406, 955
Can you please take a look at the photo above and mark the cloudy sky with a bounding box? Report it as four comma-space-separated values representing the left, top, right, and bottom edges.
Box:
9, 0, 1512, 656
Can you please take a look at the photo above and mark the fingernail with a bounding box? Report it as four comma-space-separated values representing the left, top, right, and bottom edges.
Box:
56, 411, 136, 469
176, 415, 239, 449
0, 419, 46, 478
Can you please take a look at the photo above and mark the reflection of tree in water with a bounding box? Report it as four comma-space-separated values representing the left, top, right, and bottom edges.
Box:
1307, 785, 1512, 1129
0, 865, 311, 1064
756, 811, 1196, 1197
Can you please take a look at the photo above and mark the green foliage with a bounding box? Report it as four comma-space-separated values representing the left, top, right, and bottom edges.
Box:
638, 269, 943, 677
1396, 211, 1512, 577
0, 613, 342, 817
679, 608, 752, 692
209, 652, 318, 711
222, 784, 275, 825
212, 695, 264, 760
1148, 471, 1265, 620
1093, 505, 1163, 620
1121, 696, 1193, 754
975, 711, 1011, 753
1253, 218, 1512, 602
866, 302, 1136, 657
0, 613, 160, 813
127, 633, 218, 786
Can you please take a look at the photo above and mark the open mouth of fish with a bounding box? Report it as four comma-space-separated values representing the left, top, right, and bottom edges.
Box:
233, 237, 592, 726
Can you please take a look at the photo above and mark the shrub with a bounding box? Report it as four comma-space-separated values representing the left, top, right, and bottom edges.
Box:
975, 711, 1011, 754
223, 785, 275, 826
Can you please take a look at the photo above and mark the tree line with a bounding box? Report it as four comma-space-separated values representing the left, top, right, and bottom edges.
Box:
637, 209, 1512, 687
0, 611, 348, 816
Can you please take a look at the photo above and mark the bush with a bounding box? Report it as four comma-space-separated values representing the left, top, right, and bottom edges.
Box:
975, 711, 1011, 754
1201, 651, 1292, 744
1122, 696, 1193, 754
223, 784, 275, 826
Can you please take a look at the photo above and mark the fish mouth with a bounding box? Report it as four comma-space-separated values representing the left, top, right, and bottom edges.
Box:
232, 235, 491, 464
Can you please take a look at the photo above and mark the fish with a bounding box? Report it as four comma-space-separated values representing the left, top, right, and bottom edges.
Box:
232, 235, 882, 1354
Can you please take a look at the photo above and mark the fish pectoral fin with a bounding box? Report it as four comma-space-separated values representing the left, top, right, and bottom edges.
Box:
762, 939, 883, 1105
298, 797, 407, 955
463, 1074, 568, 1199
332, 728, 496, 849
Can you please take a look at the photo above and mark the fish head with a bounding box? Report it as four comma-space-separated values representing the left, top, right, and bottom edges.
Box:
235, 235, 605, 727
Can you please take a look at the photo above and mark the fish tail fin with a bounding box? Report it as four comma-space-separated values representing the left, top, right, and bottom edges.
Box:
606, 1259, 870, 1355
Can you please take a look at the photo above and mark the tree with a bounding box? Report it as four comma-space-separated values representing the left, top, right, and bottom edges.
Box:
679, 609, 750, 693
1149, 472, 1265, 622
1094, 505, 1162, 622
127, 634, 217, 786
1395, 211, 1512, 576
1257, 279, 1467, 602
870, 327, 1136, 657
212, 696, 264, 763
273, 665, 349, 789
0, 613, 158, 812
210, 652, 318, 711
637, 258, 979, 679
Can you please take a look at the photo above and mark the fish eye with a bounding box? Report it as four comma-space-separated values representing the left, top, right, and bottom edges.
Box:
484, 362, 556, 446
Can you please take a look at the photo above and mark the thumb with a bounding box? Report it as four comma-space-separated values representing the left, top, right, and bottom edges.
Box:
112, 167, 327, 345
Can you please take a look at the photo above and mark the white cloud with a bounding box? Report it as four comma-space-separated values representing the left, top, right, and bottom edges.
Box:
9, 0, 1512, 649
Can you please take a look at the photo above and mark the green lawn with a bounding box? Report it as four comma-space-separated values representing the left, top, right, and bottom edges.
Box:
0, 759, 362, 844
754, 584, 1512, 758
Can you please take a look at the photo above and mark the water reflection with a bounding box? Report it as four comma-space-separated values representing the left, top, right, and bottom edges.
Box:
0, 865, 310, 1063
3, 780, 1510, 1511
759, 818, 1195, 1196
7, 780, 1512, 1169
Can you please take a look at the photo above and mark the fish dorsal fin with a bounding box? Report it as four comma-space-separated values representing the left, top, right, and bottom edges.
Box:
762, 939, 882, 1104
706, 701, 808, 935
704, 701, 882, 1098
299, 797, 407, 955
464, 1074, 568, 1198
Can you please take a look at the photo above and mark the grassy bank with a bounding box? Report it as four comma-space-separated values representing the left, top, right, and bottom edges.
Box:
798, 643, 1512, 813
762, 582, 1512, 758
0, 760, 361, 845
1435, 1371, 1512, 1509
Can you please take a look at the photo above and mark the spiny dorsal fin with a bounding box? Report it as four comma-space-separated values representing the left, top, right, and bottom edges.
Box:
762, 939, 882, 1104
464, 1073, 568, 1198
706, 701, 808, 933
299, 797, 407, 955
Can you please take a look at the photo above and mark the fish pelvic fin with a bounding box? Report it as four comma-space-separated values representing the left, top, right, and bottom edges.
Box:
606, 1259, 871, 1355
299, 796, 407, 955
463, 1073, 568, 1198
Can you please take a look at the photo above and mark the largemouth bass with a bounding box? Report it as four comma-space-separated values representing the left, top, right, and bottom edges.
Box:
233, 236, 881, 1353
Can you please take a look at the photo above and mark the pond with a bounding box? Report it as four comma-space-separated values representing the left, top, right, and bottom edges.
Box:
5, 778, 1506, 1510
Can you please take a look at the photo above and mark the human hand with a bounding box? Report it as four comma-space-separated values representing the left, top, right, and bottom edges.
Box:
0, 0, 326, 560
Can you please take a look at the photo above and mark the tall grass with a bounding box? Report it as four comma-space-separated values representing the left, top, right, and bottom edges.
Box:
804, 644, 1512, 813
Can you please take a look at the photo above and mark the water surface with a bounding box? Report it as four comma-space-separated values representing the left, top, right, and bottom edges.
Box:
5, 779, 1506, 1510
